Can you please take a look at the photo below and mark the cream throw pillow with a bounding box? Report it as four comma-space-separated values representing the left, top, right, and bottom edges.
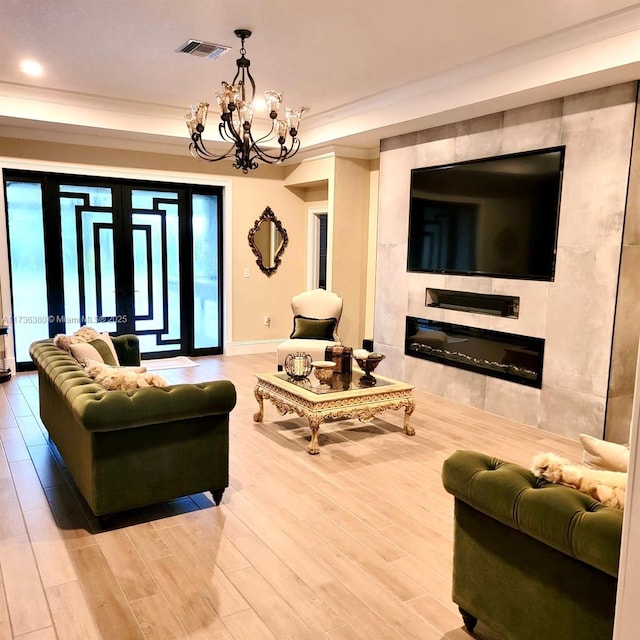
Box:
580, 433, 629, 472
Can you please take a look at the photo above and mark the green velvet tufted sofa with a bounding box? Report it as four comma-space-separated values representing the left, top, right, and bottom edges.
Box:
30, 336, 236, 517
442, 449, 622, 640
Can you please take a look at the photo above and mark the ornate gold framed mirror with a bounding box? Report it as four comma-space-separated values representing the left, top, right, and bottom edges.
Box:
248, 206, 289, 276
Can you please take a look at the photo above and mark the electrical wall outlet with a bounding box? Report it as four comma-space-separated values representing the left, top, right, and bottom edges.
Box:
243, 268, 250, 278
264, 315, 271, 327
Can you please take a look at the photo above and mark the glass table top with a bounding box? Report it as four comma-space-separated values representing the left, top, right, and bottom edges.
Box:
274, 371, 393, 395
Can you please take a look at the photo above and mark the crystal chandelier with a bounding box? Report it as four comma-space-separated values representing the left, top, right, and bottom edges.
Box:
184, 29, 305, 174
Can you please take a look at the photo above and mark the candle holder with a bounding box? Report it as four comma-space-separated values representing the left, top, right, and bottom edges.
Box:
284, 352, 312, 381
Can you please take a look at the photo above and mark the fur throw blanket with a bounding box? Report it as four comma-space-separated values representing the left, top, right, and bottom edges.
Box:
85, 362, 167, 391
53, 326, 102, 352
531, 452, 626, 510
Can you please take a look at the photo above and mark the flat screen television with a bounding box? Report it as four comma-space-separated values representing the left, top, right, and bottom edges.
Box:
407, 147, 564, 281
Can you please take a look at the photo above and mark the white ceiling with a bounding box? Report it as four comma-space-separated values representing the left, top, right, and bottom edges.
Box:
2, 0, 640, 160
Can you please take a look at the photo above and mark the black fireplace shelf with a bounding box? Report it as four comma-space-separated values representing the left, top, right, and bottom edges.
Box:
426, 288, 520, 318
405, 316, 544, 388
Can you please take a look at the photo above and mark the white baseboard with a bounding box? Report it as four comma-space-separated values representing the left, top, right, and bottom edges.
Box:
226, 339, 282, 356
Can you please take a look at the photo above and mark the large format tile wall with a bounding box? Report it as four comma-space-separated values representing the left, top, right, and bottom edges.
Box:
375, 82, 638, 442
607, 96, 640, 444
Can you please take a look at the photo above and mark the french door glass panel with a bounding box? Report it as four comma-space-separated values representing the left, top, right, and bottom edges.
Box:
59, 185, 117, 334
5, 181, 49, 362
130, 189, 181, 353
193, 193, 220, 349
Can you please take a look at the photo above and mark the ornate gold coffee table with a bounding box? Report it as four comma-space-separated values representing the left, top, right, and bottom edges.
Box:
253, 371, 416, 454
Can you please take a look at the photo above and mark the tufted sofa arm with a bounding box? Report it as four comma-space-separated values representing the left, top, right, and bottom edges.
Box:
442, 449, 622, 577
110, 334, 141, 366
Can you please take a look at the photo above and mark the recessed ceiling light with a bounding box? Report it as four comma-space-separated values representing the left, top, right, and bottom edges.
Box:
20, 59, 43, 77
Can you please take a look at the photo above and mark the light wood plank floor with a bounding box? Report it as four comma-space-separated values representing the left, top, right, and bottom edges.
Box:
0, 353, 582, 639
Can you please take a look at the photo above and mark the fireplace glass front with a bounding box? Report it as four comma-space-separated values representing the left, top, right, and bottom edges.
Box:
405, 316, 544, 388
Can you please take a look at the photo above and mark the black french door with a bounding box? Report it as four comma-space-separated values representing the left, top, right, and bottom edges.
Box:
4, 170, 223, 368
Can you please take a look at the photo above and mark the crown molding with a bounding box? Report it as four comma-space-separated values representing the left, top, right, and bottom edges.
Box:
1, 6, 640, 157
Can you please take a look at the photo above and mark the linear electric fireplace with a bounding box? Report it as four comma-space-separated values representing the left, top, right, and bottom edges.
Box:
405, 316, 544, 388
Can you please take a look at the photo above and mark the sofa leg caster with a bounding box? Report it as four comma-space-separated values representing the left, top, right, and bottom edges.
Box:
459, 607, 477, 633
211, 488, 225, 505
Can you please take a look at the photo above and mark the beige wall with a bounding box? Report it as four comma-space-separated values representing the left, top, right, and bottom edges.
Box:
0, 138, 378, 360
366, 160, 380, 340
285, 156, 373, 350
332, 157, 371, 349
231, 175, 308, 345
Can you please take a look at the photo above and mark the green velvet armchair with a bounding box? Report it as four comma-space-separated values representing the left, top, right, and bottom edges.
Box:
30, 336, 236, 517
442, 450, 622, 640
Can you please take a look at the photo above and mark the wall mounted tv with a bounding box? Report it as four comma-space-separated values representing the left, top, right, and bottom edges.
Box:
407, 146, 564, 281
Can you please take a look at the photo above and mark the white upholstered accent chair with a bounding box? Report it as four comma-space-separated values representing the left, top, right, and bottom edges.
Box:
276, 289, 343, 368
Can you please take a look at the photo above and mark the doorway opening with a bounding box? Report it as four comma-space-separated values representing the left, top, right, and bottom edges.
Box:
307, 208, 328, 290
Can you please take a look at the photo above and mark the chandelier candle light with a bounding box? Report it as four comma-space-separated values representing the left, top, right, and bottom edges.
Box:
184, 29, 305, 173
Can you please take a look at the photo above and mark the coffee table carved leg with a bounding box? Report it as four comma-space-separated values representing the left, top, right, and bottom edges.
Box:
307, 417, 322, 455
253, 387, 264, 422
404, 400, 416, 436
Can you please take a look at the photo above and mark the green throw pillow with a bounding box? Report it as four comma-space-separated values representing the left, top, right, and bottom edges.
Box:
69, 337, 119, 367
290, 315, 337, 340
89, 338, 118, 366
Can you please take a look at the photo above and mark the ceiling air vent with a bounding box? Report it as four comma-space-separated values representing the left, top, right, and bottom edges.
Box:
176, 39, 230, 60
